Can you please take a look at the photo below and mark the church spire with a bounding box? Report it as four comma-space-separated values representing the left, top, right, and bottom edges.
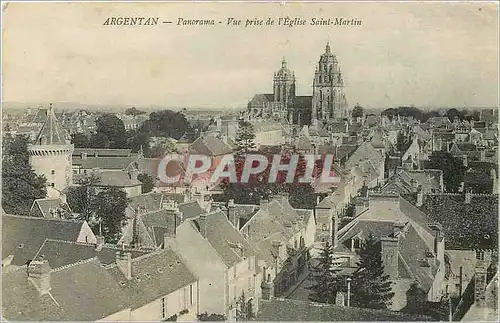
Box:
325, 42, 331, 54
281, 56, 287, 69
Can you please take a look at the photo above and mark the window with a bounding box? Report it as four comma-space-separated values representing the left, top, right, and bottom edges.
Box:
51, 170, 55, 175
476, 250, 485, 260
161, 297, 167, 319
50, 183, 55, 187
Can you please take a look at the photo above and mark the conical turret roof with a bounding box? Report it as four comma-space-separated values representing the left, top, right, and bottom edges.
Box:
34, 103, 67, 145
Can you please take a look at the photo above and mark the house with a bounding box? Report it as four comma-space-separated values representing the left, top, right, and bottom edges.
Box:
344, 141, 385, 187
239, 195, 316, 297
72, 154, 139, 174
167, 209, 261, 320
378, 169, 444, 195
2, 214, 96, 269
2, 248, 199, 321
73, 148, 134, 158
29, 197, 73, 219
333, 194, 447, 310
74, 170, 143, 198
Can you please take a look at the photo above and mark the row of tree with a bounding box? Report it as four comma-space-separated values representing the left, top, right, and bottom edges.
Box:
309, 233, 394, 310
71, 110, 197, 157
382, 106, 480, 123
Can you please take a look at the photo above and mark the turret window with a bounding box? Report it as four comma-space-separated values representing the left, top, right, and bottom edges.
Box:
50, 183, 55, 187
51, 170, 55, 175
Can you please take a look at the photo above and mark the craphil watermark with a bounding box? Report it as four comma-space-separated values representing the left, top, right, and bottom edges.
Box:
156, 153, 340, 185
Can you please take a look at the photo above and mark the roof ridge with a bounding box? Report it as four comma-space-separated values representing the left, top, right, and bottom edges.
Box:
3, 214, 84, 224
52, 256, 99, 272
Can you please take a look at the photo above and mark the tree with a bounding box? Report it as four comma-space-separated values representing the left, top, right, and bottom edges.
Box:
67, 173, 101, 222
2, 135, 47, 215
427, 152, 466, 192
350, 232, 394, 310
71, 132, 89, 148
235, 119, 256, 153
125, 107, 146, 116
236, 291, 253, 320
137, 173, 155, 193
352, 103, 364, 119
309, 241, 343, 304
93, 187, 128, 243
88, 132, 111, 149
94, 114, 127, 148
144, 110, 191, 139
444, 108, 465, 122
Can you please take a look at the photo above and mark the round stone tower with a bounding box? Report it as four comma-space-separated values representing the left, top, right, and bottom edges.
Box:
27, 103, 74, 192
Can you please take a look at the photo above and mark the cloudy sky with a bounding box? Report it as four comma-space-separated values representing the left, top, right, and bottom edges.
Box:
2, 2, 498, 109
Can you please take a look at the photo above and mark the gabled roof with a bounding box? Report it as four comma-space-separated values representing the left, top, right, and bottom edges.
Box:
90, 170, 142, 188
2, 214, 91, 266
107, 248, 198, 310
30, 197, 72, 218
345, 141, 384, 170
191, 210, 258, 267
248, 93, 275, 108
72, 156, 137, 170
189, 135, 233, 156
178, 200, 206, 220
127, 192, 165, 216
2, 258, 129, 321
32, 239, 149, 269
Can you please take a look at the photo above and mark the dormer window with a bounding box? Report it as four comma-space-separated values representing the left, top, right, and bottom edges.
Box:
51, 170, 55, 175
475, 250, 485, 260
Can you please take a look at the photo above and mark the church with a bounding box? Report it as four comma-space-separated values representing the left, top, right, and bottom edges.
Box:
246, 43, 350, 126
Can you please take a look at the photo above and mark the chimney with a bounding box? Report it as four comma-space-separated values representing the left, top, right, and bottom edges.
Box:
128, 169, 139, 181
332, 213, 339, 248
116, 251, 132, 280
380, 236, 399, 280
165, 201, 181, 238
393, 221, 406, 237
428, 223, 444, 263
410, 178, 418, 189
462, 155, 468, 167
465, 187, 472, 204
227, 199, 238, 229
261, 278, 274, 300
279, 192, 289, 206
474, 260, 488, 308
95, 235, 105, 251
480, 150, 486, 162
416, 185, 424, 207
260, 198, 269, 212
198, 214, 207, 238
335, 292, 346, 307
81, 152, 87, 160
316, 195, 321, 206
28, 260, 51, 295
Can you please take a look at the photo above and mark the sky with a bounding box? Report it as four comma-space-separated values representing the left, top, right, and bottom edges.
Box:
2, 2, 499, 109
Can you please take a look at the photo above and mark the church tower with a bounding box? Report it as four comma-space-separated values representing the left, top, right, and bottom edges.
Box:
27, 103, 74, 193
312, 43, 349, 123
273, 57, 296, 122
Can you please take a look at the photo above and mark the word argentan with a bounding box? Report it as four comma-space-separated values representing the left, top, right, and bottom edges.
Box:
156, 153, 340, 185
103, 17, 159, 26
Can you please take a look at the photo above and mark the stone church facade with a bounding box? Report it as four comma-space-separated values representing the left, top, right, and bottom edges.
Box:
246, 43, 350, 126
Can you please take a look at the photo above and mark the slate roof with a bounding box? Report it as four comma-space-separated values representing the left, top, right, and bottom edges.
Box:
256, 298, 432, 321
248, 93, 274, 108
189, 135, 233, 156
2, 214, 89, 266
73, 148, 132, 157
404, 194, 498, 250
92, 170, 142, 187
380, 169, 442, 194
107, 248, 198, 310
178, 200, 206, 220
345, 141, 384, 170
191, 210, 258, 267
128, 192, 165, 215
72, 156, 137, 170
31, 198, 72, 218
2, 258, 129, 321
32, 239, 149, 269
33, 106, 67, 145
